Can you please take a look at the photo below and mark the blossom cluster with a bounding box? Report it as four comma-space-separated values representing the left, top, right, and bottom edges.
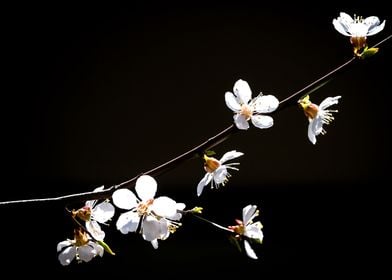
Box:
56, 12, 386, 266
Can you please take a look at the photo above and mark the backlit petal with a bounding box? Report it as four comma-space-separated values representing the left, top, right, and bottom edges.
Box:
112, 189, 137, 210
197, 173, 212, 196
225, 92, 241, 112
244, 240, 258, 260
242, 204, 258, 225
58, 246, 76, 266
92, 201, 115, 223
116, 211, 140, 234
234, 114, 250, 130
219, 150, 244, 164
135, 175, 157, 201
252, 95, 279, 113
233, 79, 252, 104
251, 115, 273, 129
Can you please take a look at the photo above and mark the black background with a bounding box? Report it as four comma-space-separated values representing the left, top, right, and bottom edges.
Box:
1, 2, 390, 278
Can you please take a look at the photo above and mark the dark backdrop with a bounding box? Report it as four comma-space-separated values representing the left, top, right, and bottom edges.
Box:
1, 2, 390, 278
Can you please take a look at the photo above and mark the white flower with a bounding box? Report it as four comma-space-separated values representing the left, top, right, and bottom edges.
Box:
333, 12, 386, 37
299, 95, 341, 145
197, 150, 244, 196
112, 175, 185, 248
229, 204, 264, 260
225, 79, 279, 130
74, 186, 115, 241
57, 228, 104, 266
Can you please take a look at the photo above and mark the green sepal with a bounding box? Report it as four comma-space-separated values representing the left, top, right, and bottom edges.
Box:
205, 150, 216, 156
360, 47, 379, 59
97, 240, 115, 255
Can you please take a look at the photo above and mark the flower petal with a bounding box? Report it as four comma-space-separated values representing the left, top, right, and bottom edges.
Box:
57, 240, 72, 252
244, 240, 258, 260
141, 216, 163, 242
251, 115, 274, 129
332, 19, 351, 36
89, 241, 104, 257
219, 150, 244, 164
234, 114, 250, 130
151, 239, 159, 249
242, 204, 258, 225
252, 95, 279, 113
135, 175, 157, 201
225, 92, 241, 112
86, 220, 105, 241
58, 246, 76, 266
112, 189, 138, 210
245, 222, 264, 242
197, 173, 212, 196
213, 166, 227, 185
116, 211, 140, 234
367, 19, 386, 36
319, 96, 341, 110
92, 201, 115, 223
307, 120, 317, 145
151, 196, 178, 218
233, 79, 252, 104
78, 244, 96, 263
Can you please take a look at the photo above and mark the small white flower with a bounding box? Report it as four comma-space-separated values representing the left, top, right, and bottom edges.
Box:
197, 150, 243, 196
74, 186, 115, 241
333, 12, 386, 56
57, 228, 104, 266
333, 12, 386, 37
112, 175, 185, 248
225, 79, 279, 130
299, 95, 341, 145
229, 204, 264, 260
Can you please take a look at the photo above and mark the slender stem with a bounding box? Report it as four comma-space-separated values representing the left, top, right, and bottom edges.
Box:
0, 34, 390, 207
192, 214, 234, 233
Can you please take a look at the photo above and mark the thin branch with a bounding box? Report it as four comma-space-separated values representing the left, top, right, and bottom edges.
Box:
191, 214, 234, 233
1, 34, 390, 207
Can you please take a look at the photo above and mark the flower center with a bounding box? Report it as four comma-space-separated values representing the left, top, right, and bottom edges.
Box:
73, 206, 92, 222
137, 198, 154, 216
74, 228, 89, 247
203, 155, 221, 173
240, 104, 253, 120
228, 219, 245, 235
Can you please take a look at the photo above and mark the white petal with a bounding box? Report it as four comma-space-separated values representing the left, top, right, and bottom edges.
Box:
58, 246, 76, 266
225, 92, 241, 112
319, 96, 341, 110
244, 240, 258, 260
332, 19, 351, 36
86, 220, 105, 241
245, 222, 264, 242
213, 166, 227, 185
176, 203, 186, 211
116, 211, 140, 234
251, 115, 274, 129
242, 204, 258, 225
252, 95, 279, 113
151, 239, 159, 249
57, 240, 72, 252
349, 23, 368, 37
89, 241, 104, 257
311, 116, 324, 135
135, 175, 157, 201
93, 185, 105, 192
197, 173, 212, 196
234, 114, 250, 130
112, 189, 138, 210
307, 121, 317, 145
92, 201, 115, 223
78, 245, 96, 263
367, 20, 386, 36
141, 216, 162, 242
233, 79, 252, 104
151, 196, 178, 218
219, 150, 244, 164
